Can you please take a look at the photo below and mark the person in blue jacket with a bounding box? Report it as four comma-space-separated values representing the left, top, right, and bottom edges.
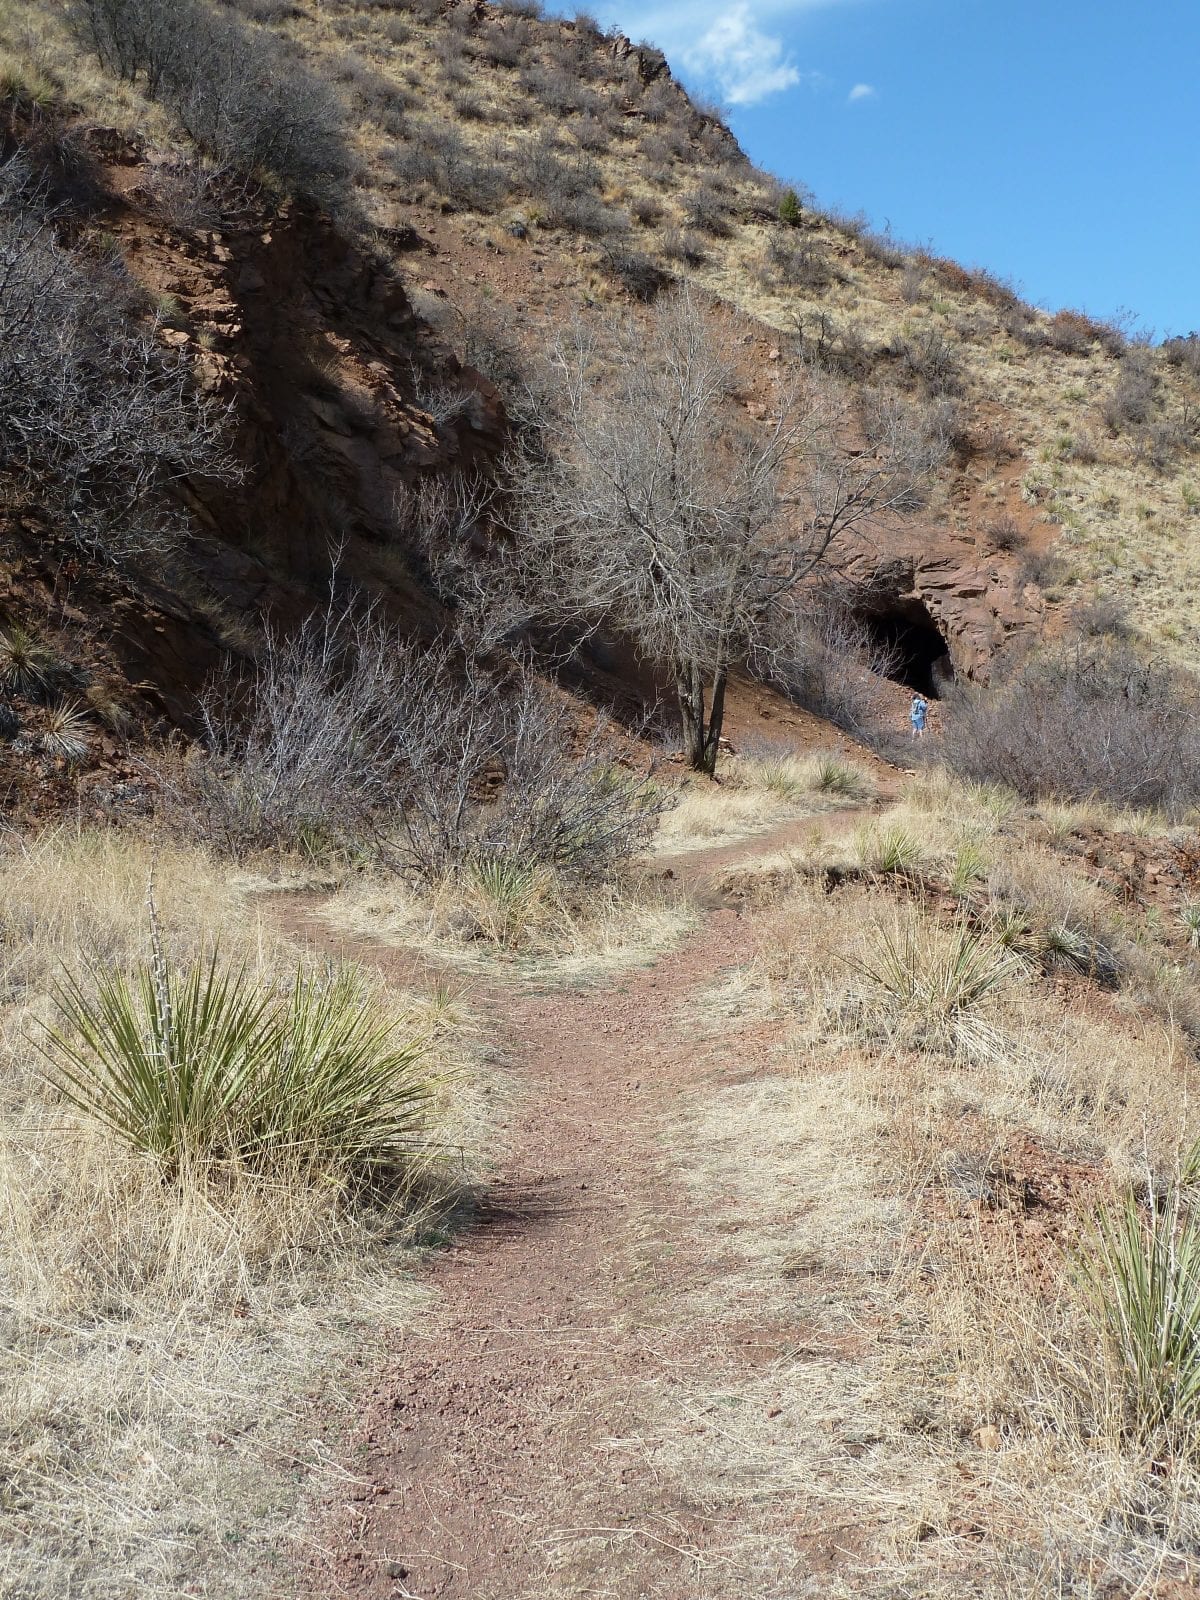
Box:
910, 693, 928, 738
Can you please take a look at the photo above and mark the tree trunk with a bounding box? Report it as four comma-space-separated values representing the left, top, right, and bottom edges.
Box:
700, 660, 729, 776
677, 659, 708, 772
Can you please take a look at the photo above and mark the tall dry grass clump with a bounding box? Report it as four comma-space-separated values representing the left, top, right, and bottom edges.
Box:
0, 829, 479, 1598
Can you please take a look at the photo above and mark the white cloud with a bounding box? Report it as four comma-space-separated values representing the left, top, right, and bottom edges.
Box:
682, 4, 804, 106
847, 81, 876, 101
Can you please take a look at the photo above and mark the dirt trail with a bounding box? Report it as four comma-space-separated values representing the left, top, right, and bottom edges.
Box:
286, 808, 878, 1600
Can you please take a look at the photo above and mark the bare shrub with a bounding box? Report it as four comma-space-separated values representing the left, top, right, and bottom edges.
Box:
0, 157, 238, 561
1163, 333, 1200, 380
641, 79, 680, 125
756, 589, 901, 739
1104, 350, 1157, 433
185, 601, 429, 859
1045, 309, 1099, 355
70, 0, 352, 203
599, 240, 671, 301
185, 599, 664, 881
574, 114, 610, 152
763, 233, 832, 291
681, 181, 733, 237
660, 226, 707, 266
790, 310, 874, 380
393, 117, 504, 208
893, 326, 963, 397
629, 193, 663, 227
469, 683, 668, 884
944, 641, 1200, 816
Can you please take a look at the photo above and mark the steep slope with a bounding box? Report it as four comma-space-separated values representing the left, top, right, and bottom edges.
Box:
261, 0, 1200, 660
1, 0, 1196, 773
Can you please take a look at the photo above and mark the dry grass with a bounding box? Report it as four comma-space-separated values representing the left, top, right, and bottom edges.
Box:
0, 828, 491, 1598
317, 863, 696, 985
653, 751, 875, 856
659, 816, 1200, 1593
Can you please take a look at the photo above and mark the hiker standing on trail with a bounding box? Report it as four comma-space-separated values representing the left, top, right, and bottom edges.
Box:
910, 693, 928, 738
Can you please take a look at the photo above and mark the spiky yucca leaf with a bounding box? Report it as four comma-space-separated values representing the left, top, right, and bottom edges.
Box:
43, 952, 275, 1167
813, 754, 871, 799
853, 917, 1022, 1021
37, 699, 91, 764
246, 967, 429, 1167
1087, 1195, 1200, 1438
0, 623, 57, 700
859, 823, 928, 878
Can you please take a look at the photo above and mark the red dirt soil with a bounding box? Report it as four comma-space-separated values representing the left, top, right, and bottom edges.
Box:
279, 811, 873, 1600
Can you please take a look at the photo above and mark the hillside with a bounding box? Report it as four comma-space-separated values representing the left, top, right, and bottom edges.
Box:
2, 0, 1198, 748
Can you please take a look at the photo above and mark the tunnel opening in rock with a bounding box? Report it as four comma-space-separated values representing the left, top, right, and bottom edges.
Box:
857, 598, 954, 697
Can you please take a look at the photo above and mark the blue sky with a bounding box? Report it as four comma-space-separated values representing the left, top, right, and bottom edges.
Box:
558, 1, 1200, 338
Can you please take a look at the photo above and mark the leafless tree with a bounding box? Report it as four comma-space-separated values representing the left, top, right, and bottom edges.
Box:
502, 290, 940, 773
0, 157, 238, 562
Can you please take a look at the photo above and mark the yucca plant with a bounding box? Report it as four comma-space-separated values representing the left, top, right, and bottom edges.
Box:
43, 948, 276, 1169
242, 967, 429, 1170
0, 622, 58, 700
853, 916, 1022, 1030
813, 754, 870, 800
37, 699, 92, 764
860, 823, 927, 879
1180, 900, 1200, 951
749, 754, 807, 802
465, 853, 542, 946
40, 917, 430, 1178
1086, 1193, 1200, 1440
949, 839, 987, 895
988, 903, 1039, 962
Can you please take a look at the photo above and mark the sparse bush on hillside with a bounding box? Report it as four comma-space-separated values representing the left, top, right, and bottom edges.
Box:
187, 598, 665, 882
893, 325, 963, 397
790, 309, 874, 380
600, 239, 671, 300
1103, 348, 1158, 433
629, 193, 663, 227
681, 180, 734, 237
0, 156, 238, 561
70, 0, 352, 202
660, 225, 707, 266
944, 640, 1200, 816
1164, 333, 1200, 380
760, 232, 833, 291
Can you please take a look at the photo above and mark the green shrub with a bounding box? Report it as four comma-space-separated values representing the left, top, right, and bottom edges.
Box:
777, 188, 802, 226
41, 922, 429, 1178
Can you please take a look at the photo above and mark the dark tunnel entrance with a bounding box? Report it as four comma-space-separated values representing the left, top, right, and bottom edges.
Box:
856, 599, 954, 698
